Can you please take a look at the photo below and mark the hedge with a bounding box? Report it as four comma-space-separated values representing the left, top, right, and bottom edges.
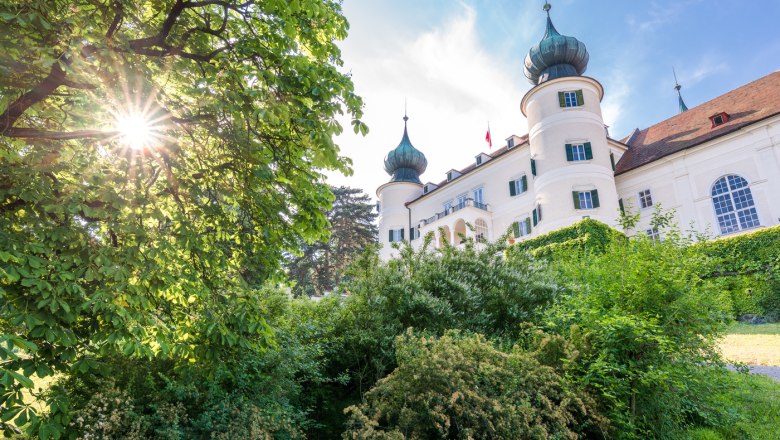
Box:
696, 225, 780, 276
507, 219, 623, 259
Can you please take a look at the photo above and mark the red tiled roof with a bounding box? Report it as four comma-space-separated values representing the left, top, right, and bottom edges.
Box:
615, 71, 780, 175
407, 134, 529, 205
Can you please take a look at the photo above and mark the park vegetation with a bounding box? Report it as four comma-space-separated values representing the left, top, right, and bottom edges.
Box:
2, 1, 779, 439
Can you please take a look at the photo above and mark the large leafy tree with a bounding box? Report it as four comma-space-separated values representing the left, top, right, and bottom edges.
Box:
286, 185, 377, 296
0, 0, 365, 436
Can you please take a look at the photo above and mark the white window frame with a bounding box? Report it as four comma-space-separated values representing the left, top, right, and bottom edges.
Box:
472, 187, 484, 205
389, 228, 404, 242
578, 191, 594, 210
638, 189, 653, 209
443, 200, 453, 214
563, 91, 579, 107
711, 175, 761, 235
646, 227, 661, 243
571, 143, 587, 161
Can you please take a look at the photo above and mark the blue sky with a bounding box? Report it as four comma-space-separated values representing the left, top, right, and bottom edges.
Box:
328, 0, 780, 197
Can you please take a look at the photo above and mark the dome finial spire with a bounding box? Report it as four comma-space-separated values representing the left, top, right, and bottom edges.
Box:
384, 110, 427, 183
673, 67, 689, 113
524, 1, 589, 85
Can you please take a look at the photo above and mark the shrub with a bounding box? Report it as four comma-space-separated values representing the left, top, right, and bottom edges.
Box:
543, 225, 731, 438
343, 330, 609, 439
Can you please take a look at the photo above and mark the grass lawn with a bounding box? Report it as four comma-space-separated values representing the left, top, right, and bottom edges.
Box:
679, 372, 780, 440
719, 322, 780, 366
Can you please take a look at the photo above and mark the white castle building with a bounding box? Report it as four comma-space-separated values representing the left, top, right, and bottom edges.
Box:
376, 4, 780, 261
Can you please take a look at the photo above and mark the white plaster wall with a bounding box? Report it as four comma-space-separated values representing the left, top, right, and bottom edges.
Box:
377, 181, 422, 260
615, 115, 780, 238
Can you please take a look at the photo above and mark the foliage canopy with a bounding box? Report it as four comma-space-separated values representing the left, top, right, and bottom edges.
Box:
0, 0, 364, 436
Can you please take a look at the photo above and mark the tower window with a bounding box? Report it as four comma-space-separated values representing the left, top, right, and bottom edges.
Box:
566, 143, 593, 161
572, 190, 600, 210
638, 189, 653, 209
388, 228, 405, 242
559, 90, 584, 107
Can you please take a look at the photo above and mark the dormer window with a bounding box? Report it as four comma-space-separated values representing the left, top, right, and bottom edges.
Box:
446, 169, 462, 181
709, 112, 730, 128
423, 185, 430, 194
507, 138, 515, 149
476, 156, 482, 166
475, 153, 491, 167
423, 182, 438, 194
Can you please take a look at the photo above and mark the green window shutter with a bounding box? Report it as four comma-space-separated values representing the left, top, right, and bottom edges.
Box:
512, 221, 520, 238
558, 91, 566, 107
538, 204, 542, 221
610, 152, 616, 171
584, 142, 593, 160
400, 228, 405, 240
565, 144, 574, 161
509, 180, 516, 196
618, 198, 625, 214
521, 175, 528, 192
591, 190, 600, 208
531, 159, 537, 176
409, 228, 414, 240
525, 217, 532, 233
576, 89, 584, 106
532, 209, 538, 226
388, 230, 393, 242
572, 191, 581, 209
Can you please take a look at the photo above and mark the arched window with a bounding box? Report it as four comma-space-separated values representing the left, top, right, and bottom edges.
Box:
711, 175, 760, 234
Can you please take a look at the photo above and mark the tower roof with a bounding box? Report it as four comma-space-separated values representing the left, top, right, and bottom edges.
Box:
383, 115, 427, 184
523, 2, 589, 85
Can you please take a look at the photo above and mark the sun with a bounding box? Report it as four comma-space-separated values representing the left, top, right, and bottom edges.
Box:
115, 112, 156, 150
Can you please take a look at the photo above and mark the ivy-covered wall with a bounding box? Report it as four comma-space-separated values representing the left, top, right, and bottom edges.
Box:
508, 221, 780, 320
506, 218, 623, 259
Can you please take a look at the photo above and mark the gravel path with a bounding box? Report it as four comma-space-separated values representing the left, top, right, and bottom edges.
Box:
728, 364, 780, 382
745, 365, 780, 382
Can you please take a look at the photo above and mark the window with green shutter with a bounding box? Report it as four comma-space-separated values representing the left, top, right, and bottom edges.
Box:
618, 198, 625, 214
521, 175, 528, 192
560, 90, 584, 107
532, 209, 538, 226
610, 152, 616, 171
512, 221, 520, 238
574, 190, 599, 210
584, 142, 593, 160
509, 180, 516, 196
525, 218, 532, 235
531, 159, 537, 176
565, 144, 574, 161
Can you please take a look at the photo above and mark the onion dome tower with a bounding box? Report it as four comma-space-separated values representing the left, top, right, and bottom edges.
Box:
520, 1, 621, 234
377, 114, 426, 260
383, 115, 428, 183
524, 1, 589, 85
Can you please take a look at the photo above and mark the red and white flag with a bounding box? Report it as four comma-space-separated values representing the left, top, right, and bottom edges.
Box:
485, 124, 492, 149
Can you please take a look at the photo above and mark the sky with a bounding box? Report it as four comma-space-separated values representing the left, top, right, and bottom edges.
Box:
326, 0, 780, 199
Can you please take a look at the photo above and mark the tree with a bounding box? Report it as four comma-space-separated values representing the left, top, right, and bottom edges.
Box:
0, 0, 365, 436
286, 185, 377, 296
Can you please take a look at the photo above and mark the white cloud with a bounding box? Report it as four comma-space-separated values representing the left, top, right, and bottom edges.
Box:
328, 3, 527, 199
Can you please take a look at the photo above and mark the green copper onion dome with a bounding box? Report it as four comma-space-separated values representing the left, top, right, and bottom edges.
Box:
524, 2, 589, 85
383, 115, 427, 184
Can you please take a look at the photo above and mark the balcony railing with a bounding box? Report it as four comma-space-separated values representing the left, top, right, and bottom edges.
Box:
419, 198, 489, 226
